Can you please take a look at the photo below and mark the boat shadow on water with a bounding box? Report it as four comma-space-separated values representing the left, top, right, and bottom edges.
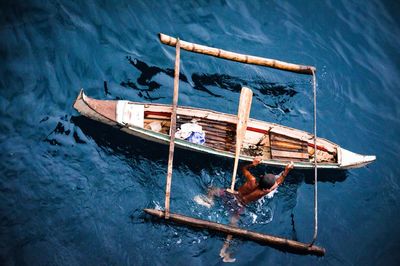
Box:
119, 57, 301, 116
70, 115, 348, 184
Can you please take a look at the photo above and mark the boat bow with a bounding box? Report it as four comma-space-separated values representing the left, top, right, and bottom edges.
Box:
339, 148, 376, 169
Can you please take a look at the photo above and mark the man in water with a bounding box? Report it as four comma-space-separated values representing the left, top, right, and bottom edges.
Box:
195, 156, 294, 262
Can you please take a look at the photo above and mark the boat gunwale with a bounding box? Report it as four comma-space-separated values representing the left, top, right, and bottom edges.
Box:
106, 95, 341, 152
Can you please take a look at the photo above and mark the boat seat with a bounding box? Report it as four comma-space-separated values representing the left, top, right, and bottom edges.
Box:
116, 101, 144, 128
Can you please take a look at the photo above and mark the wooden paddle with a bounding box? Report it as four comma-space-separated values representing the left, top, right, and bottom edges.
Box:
228, 87, 253, 192
220, 87, 252, 262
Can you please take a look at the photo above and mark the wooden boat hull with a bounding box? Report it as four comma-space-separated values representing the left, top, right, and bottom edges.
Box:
73, 89, 375, 169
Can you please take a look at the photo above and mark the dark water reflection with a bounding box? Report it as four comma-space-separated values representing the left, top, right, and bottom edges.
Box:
121, 57, 298, 115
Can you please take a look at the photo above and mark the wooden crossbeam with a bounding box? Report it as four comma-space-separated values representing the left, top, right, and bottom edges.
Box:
144, 208, 325, 256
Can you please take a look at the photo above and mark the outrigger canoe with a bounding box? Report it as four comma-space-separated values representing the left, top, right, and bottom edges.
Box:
73, 89, 375, 169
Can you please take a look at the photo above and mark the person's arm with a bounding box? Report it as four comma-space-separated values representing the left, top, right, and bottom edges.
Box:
275, 161, 294, 186
241, 156, 262, 182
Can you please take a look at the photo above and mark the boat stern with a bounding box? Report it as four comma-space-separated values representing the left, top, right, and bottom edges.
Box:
339, 147, 376, 169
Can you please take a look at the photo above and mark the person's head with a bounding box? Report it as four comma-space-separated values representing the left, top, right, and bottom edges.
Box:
258, 174, 275, 189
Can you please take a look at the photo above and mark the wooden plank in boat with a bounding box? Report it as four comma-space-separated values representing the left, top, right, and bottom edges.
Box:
144, 119, 170, 125
273, 156, 308, 162
178, 117, 236, 132
178, 115, 235, 126
145, 114, 171, 120
205, 124, 234, 134
205, 143, 234, 152
271, 147, 306, 153
271, 150, 309, 160
269, 126, 308, 142
271, 140, 305, 151
204, 128, 234, 137
203, 134, 232, 143
270, 133, 305, 145
177, 115, 236, 130
270, 126, 337, 154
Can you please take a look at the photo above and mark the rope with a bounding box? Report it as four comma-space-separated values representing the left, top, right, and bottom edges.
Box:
310, 70, 318, 246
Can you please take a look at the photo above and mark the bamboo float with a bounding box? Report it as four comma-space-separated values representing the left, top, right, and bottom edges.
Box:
164, 40, 181, 219
159, 33, 316, 75
144, 208, 325, 256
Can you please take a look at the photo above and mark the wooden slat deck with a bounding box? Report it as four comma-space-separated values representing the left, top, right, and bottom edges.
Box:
177, 114, 236, 153
270, 132, 309, 162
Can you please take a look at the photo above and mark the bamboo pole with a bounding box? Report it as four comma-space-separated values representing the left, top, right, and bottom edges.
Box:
164, 39, 181, 219
310, 69, 318, 245
144, 208, 325, 256
159, 33, 316, 75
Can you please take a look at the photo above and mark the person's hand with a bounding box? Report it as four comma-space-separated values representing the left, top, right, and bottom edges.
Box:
286, 161, 294, 170
252, 156, 262, 166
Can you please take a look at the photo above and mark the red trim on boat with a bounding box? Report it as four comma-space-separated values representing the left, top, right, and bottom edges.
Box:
307, 143, 329, 152
246, 127, 269, 134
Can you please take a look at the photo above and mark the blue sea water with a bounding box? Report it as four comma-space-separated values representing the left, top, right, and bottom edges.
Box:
0, 0, 399, 265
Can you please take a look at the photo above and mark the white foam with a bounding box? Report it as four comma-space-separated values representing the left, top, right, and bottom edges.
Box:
153, 201, 163, 210
266, 188, 278, 199
193, 195, 213, 208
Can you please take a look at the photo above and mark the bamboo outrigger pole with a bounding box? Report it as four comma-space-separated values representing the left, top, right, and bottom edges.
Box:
159, 33, 316, 75
164, 39, 181, 219
310, 70, 318, 245
144, 209, 325, 256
